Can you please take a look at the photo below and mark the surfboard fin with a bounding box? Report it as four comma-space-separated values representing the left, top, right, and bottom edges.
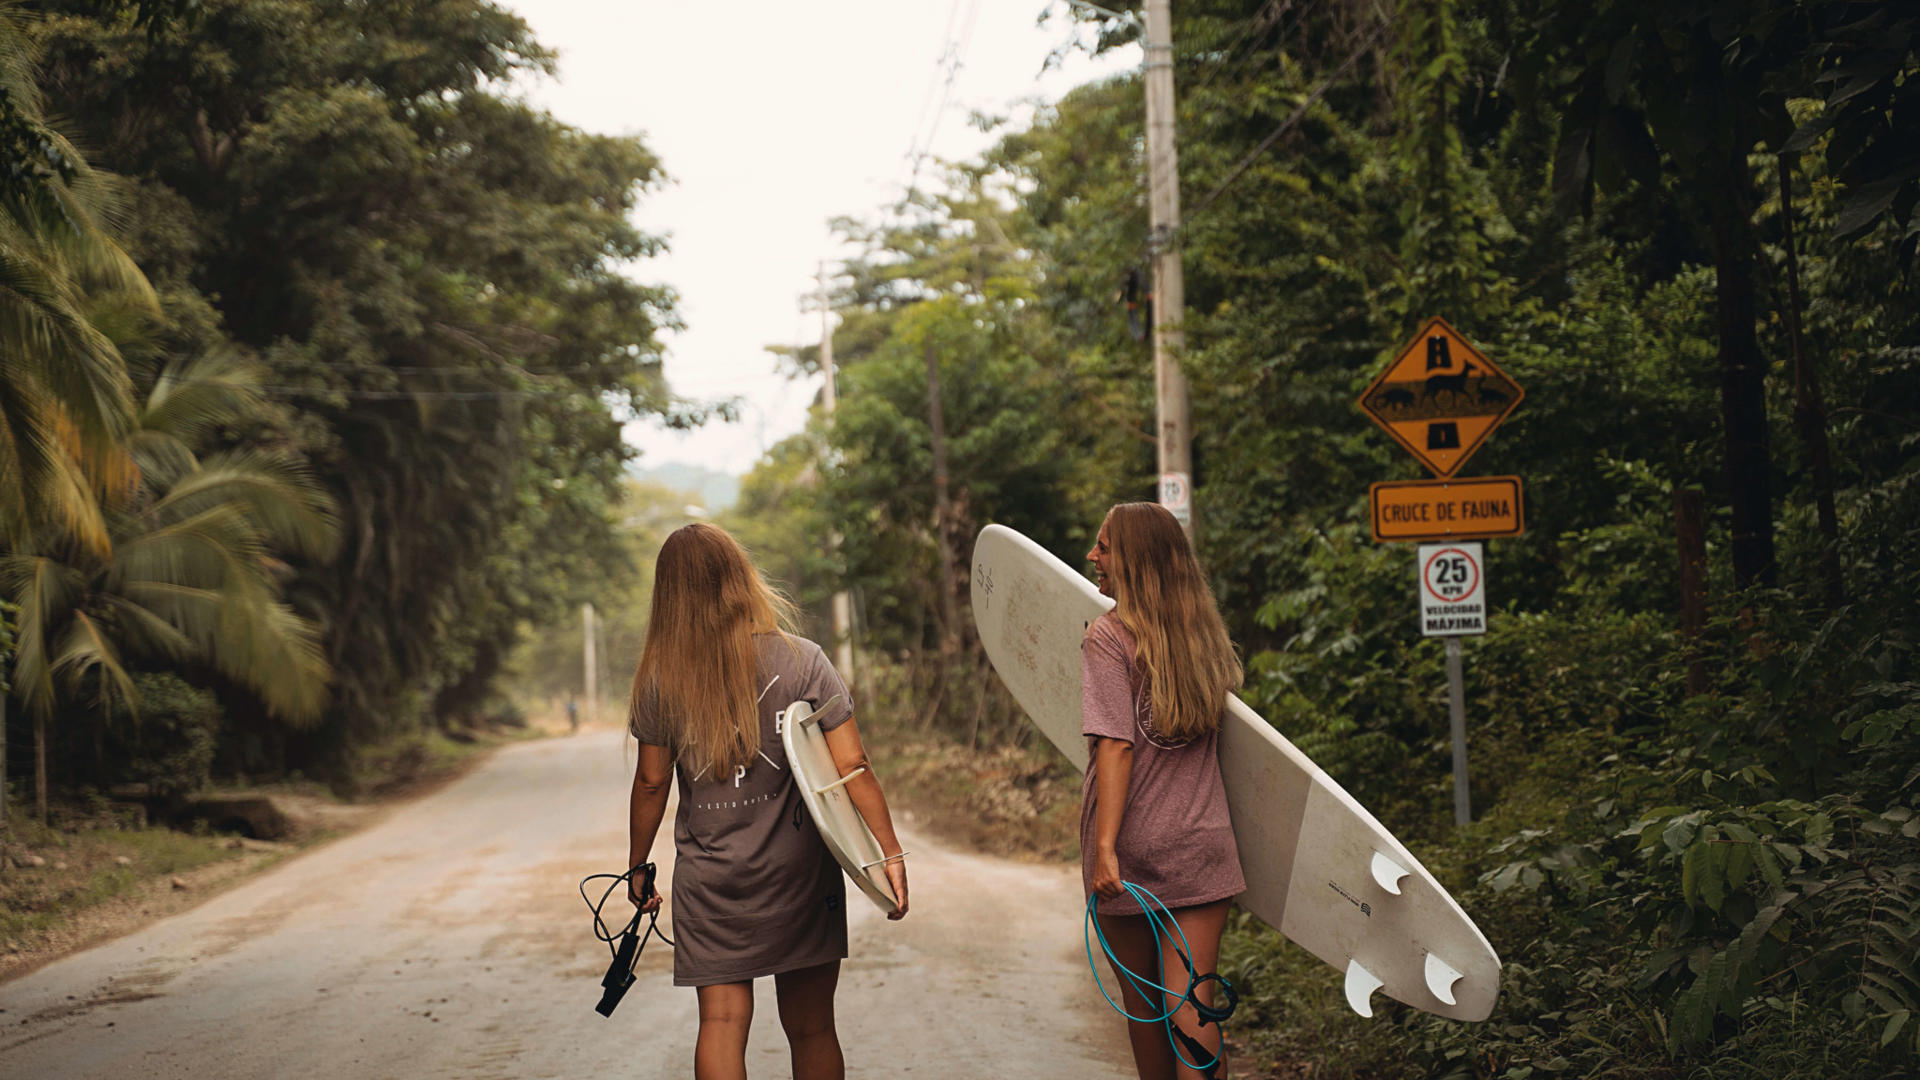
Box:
798, 694, 845, 727
1344, 959, 1383, 1018
1424, 953, 1463, 1006
1369, 851, 1410, 895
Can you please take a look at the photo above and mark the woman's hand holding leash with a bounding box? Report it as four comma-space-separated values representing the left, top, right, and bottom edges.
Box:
1092, 844, 1125, 899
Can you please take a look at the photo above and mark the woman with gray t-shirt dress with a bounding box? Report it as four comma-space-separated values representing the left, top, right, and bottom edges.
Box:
625, 523, 909, 1080
1082, 502, 1247, 1080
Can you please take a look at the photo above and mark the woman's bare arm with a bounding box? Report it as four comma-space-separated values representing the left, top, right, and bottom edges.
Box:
1089, 736, 1133, 900
627, 741, 674, 910
823, 715, 909, 919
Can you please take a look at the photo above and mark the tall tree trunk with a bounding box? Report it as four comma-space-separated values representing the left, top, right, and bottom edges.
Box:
1, 688, 9, 835
1675, 488, 1710, 696
34, 710, 47, 825
1707, 184, 1776, 590
1778, 155, 1843, 607
923, 341, 961, 661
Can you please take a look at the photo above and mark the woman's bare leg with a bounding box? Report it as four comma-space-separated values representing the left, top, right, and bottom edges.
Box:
694, 981, 754, 1080
1095, 909, 1178, 1080
1159, 900, 1233, 1080
774, 961, 844, 1080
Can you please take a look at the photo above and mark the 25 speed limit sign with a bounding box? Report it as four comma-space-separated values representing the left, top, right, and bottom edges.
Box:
1418, 542, 1486, 636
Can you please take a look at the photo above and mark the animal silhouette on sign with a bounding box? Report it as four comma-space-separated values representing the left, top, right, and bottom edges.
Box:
1375, 387, 1417, 411
1423, 359, 1480, 406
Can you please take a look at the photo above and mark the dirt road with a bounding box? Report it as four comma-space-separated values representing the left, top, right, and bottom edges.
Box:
0, 729, 1128, 1078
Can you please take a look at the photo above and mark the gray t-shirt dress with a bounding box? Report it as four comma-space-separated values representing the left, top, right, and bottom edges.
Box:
629, 633, 854, 986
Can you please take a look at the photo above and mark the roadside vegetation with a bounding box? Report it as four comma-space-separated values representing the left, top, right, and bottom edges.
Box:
1, 0, 672, 873
1, 1, 1916, 1075
720, 2, 1920, 1076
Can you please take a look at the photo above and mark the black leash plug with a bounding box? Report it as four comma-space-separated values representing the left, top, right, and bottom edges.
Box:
581, 861, 670, 1018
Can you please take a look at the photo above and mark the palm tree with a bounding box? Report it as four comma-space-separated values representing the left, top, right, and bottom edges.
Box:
0, 3, 153, 557
2, 4, 159, 829
3, 351, 339, 821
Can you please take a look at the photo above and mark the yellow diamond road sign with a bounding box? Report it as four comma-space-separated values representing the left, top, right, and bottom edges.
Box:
1359, 317, 1524, 477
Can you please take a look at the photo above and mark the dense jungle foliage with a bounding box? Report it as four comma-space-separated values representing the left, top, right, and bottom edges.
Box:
727, 0, 1920, 1075
2, 0, 1917, 1075
0, 0, 679, 811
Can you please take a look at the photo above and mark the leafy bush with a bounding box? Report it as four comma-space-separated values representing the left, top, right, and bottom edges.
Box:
108, 673, 222, 798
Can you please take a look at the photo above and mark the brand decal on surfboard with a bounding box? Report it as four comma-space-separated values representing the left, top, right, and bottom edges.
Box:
1329, 881, 1372, 917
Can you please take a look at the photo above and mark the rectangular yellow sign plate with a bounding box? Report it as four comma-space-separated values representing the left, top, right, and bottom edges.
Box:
1370, 476, 1524, 542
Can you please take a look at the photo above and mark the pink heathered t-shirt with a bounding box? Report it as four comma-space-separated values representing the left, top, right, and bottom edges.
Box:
1080, 612, 1246, 915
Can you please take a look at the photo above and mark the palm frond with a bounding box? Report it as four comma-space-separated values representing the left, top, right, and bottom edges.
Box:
139, 350, 267, 449
0, 355, 111, 552
150, 452, 341, 561
0, 552, 79, 718
51, 609, 138, 721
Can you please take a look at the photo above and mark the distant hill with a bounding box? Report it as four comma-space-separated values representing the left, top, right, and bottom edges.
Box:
631, 461, 740, 513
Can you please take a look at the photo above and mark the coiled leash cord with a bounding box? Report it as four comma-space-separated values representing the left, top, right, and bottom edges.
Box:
1086, 882, 1239, 1078
579, 862, 674, 1017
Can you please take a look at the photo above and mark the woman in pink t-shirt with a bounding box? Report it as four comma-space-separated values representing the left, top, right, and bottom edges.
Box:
1082, 502, 1247, 1080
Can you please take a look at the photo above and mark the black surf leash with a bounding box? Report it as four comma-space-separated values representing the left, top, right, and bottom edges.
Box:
579, 861, 673, 1017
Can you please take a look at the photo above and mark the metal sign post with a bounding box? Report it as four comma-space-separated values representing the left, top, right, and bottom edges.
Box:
1446, 637, 1469, 826
1419, 542, 1486, 826
1359, 318, 1524, 830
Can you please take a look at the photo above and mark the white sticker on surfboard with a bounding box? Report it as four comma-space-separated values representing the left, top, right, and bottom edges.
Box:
780, 698, 899, 914
970, 523, 1500, 1022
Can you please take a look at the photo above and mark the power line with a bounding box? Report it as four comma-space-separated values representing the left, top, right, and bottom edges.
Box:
245, 383, 718, 402
895, 0, 984, 220
901, 0, 967, 195
1057, 0, 1136, 22
1193, 0, 1296, 96
1169, 17, 1387, 247
1106, 13, 1390, 256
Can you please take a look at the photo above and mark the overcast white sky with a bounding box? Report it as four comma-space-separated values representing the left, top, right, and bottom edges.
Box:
508, 0, 1138, 476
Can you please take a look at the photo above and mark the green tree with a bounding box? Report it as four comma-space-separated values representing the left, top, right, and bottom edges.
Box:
4, 350, 336, 819
0, 3, 151, 555
33, 0, 680, 767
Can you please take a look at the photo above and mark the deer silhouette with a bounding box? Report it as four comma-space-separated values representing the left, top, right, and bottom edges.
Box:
1423, 360, 1479, 404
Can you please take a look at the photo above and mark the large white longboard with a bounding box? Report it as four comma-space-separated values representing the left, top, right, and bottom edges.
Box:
781, 698, 900, 915
970, 524, 1499, 1021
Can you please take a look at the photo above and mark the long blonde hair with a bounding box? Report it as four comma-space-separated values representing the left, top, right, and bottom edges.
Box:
629, 523, 797, 775
1103, 502, 1243, 741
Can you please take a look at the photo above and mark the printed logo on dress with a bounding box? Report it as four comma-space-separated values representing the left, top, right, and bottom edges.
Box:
694, 791, 779, 812
1135, 683, 1190, 749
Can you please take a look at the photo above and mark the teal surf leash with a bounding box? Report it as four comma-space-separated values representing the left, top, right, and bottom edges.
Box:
1085, 882, 1239, 1077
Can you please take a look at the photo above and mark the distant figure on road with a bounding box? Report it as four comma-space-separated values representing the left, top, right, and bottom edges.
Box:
566, 694, 580, 734
1083, 502, 1246, 1080
625, 522, 908, 1080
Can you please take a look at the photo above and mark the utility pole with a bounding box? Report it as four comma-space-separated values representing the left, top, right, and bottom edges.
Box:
582, 602, 598, 724
818, 265, 856, 680
1144, 0, 1194, 538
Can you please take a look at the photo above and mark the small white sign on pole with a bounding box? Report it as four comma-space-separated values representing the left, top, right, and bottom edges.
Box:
1158, 471, 1192, 526
1417, 542, 1487, 637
